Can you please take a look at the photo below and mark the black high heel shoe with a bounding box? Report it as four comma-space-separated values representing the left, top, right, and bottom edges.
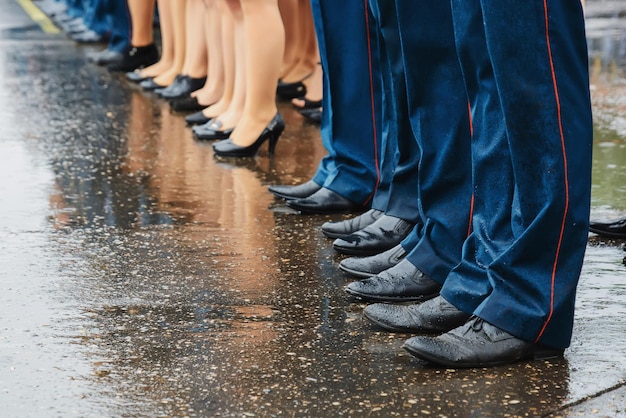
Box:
212, 113, 285, 157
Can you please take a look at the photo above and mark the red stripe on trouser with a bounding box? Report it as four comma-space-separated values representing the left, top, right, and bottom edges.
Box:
535, 0, 570, 343
362, 0, 380, 206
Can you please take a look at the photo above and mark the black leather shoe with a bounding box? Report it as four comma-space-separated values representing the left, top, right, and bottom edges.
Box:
333, 215, 414, 256
157, 75, 206, 101
126, 70, 150, 83
140, 78, 166, 91
170, 96, 207, 112
300, 107, 322, 124
321, 209, 383, 239
277, 79, 306, 100
403, 317, 564, 368
212, 113, 285, 157
589, 216, 626, 239
268, 180, 322, 200
363, 296, 469, 333
339, 243, 406, 278
286, 188, 363, 214
185, 111, 212, 126
344, 259, 441, 302
193, 119, 233, 141
108, 43, 159, 72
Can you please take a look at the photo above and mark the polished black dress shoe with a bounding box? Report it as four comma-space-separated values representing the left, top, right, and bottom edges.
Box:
344, 259, 441, 302
333, 215, 414, 256
268, 180, 322, 200
589, 216, 626, 239
363, 296, 469, 333
321, 209, 383, 239
185, 111, 212, 126
140, 78, 166, 91
108, 43, 159, 72
286, 188, 363, 215
276, 79, 306, 100
339, 243, 406, 278
170, 96, 207, 112
126, 70, 150, 83
403, 317, 564, 368
212, 113, 285, 157
194, 119, 233, 141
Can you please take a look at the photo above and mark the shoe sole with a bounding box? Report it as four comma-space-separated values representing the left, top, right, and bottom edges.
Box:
589, 227, 626, 239
363, 310, 443, 334
345, 287, 439, 303
402, 343, 564, 368
338, 264, 377, 279
334, 245, 394, 257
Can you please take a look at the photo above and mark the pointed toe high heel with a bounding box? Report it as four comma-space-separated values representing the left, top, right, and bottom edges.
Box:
212, 113, 285, 157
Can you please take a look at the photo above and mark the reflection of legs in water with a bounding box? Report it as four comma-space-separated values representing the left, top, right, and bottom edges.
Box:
139, 0, 175, 78
152, 0, 187, 87
227, 0, 285, 148
191, 0, 225, 106
180, 0, 208, 80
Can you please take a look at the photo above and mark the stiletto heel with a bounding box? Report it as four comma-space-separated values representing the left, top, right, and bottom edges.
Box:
212, 113, 285, 158
268, 132, 280, 155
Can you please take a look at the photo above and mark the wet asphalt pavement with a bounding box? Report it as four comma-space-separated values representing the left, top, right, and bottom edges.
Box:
1, 1, 626, 417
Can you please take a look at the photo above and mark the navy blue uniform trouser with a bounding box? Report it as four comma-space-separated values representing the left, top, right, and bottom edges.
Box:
367, 0, 420, 224
441, 0, 593, 349
310, 0, 382, 205
394, 0, 474, 285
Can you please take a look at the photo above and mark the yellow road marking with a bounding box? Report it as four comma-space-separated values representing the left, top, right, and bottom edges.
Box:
16, 0, 60, 34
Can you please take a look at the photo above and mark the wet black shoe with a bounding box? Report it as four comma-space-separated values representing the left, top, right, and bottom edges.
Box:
170, 96, 206, 112
185, 111, 212, 126
140, 78, 166, 91
589, 216, 626, 239
321, 209, 384, 239
363, 296, 469, 333
268, 180, 322, 200
286, 188, 363, 215
158, 75, 206, 101
339, 243, 406, 278
126, 70, 150, 83
333, 215, 414, 256
300, 107, 322, 124
108, 43, 159, 73
212, 113, 285, 157
403, 317, 564, 368
193, 119, 233, 141
345, 259, 441, 302
277, 79, 306, 100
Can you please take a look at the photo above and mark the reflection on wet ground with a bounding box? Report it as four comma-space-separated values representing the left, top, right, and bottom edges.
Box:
0, 0, 625, 416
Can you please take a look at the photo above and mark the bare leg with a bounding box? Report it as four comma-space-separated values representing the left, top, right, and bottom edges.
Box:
279, 0, 316, 83
192, 0, 225, 105
203, 0, 246, 129
140, 0, 175, 77
127, 0, 155, 47
277, 0, 299, 79
229, 0, 284, 147
180, 0, 208, 78
153, 0, 187, 86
